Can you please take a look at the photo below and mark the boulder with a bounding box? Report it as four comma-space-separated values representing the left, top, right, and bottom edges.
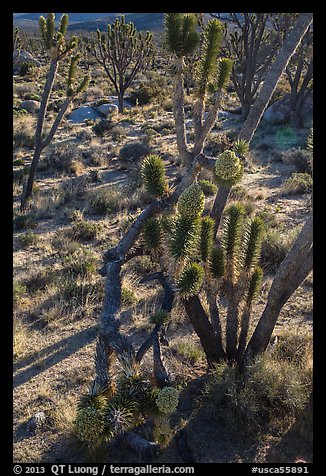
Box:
20, 100, 41, 113
13, 49, 41, 72
68, 106, 102, 123
263, 92, 313, 125
96, 103, 119, 117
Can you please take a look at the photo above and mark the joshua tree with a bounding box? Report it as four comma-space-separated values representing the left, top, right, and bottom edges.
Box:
239, 12, 313, 143
13, 27, 22, 67
89, 16, 153, 113
20, 13, 90, 210
75, 12, 313, 454
164, 13, 233, 166
211, 13, 282, 120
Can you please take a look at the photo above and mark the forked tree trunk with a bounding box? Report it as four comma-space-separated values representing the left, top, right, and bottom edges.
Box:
173, 57, 191, 165
183, 295, 224, 366
242, 214, 313, 364
239, 13, 313, 143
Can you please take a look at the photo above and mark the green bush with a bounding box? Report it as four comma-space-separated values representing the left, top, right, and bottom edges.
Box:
119, 142, 151, 162
71, 220, 102, 242
128, 77, 167, 106
92, 119, 113, 137
43, 143, 79, 174
13, 130, 34, 149
14, 213, 37, 231
121, 287, 137, 306
17, 232, 38, 249
13, 107, 28, 117
19, 61, 35, 76
283, 173, 313, 195
204, 334, 312, 435
62, 249, 97, 277
13, 282, 28, 308
88, 187, 124, 215
198, 179, 218, 196
260, 228, 294, 272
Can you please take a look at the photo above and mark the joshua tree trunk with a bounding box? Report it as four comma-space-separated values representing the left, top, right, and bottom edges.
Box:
210, 185, 232, 238
239, 12, 313, 143
183, 295, 224, 366
21, 60, 58, 209
173, 57, 191, 165
242, 214, 313, 364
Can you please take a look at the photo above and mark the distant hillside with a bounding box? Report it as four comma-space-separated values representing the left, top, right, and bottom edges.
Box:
13, 12, 164, 32
69, 13, 164, 32
13, 13, 235, 33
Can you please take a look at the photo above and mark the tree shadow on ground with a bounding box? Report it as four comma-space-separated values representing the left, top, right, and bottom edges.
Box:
265, 397, 313, 463
13, 324, 98, 388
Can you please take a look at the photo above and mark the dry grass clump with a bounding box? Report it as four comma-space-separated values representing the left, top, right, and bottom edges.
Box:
87, 186, 127, 216
202, 330, 312, 437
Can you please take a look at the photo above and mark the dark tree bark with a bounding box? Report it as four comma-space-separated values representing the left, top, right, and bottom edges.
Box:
183, 295, 225, 366
242, 214, 313, 364
239, 13, 313, 143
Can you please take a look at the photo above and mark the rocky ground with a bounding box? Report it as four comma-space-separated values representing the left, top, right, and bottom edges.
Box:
13, 67, 313, 463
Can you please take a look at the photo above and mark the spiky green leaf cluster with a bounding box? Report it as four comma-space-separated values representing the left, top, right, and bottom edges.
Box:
178, 183, 205, 220
38, 13, 78, 59
67, 53, 79, 89
216, 57, 233, 90
142, 217, 162, 251
246, 266, 263, 305
117, 372, 150, 404
74, 394, 108, 444
222, 203, 245, 260
59, 13, 69, 36
164, 13, 200, 58
209, 246, 225, 279
241, 217, 264, 271
106, 395, 136, 434
141, 155, 168, 198
176, 262, 204, 297
149, 310, 171, 326
197, 19, 223, 96
169, 215, 200, 261
214, 150, 244, 187
160, 214, 175, 234
233, 139, 250, 157
155, 386, 179, 414
200, 216, 215, 261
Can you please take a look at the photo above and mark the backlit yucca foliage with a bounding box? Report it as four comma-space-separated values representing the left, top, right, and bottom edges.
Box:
149, 310, 171, 326
233, 138, 250, 157
142, 217, 162, 251
155, 386, 179, 414
200, 216, 215, 261
74, 394, 107, 444
106, 395, 136, 434
164, 13, 200, 58
215, 58, 234, 90
176, 262, 205, 297
141, 155, 168, 198
38, 14, 89, 96
39, 13, 78, 59
240, 217, 264, 271
246, 266, 263, 305
177, 183, 205, 220
209, 246, 225, 279
197, 19, 224, 96
222, 203, 246, 261
168, 214, 200, 261
214, 150, 244, 187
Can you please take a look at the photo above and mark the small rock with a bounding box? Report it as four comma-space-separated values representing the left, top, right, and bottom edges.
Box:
20, 100, 41, 113
26, 411, 46, 435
